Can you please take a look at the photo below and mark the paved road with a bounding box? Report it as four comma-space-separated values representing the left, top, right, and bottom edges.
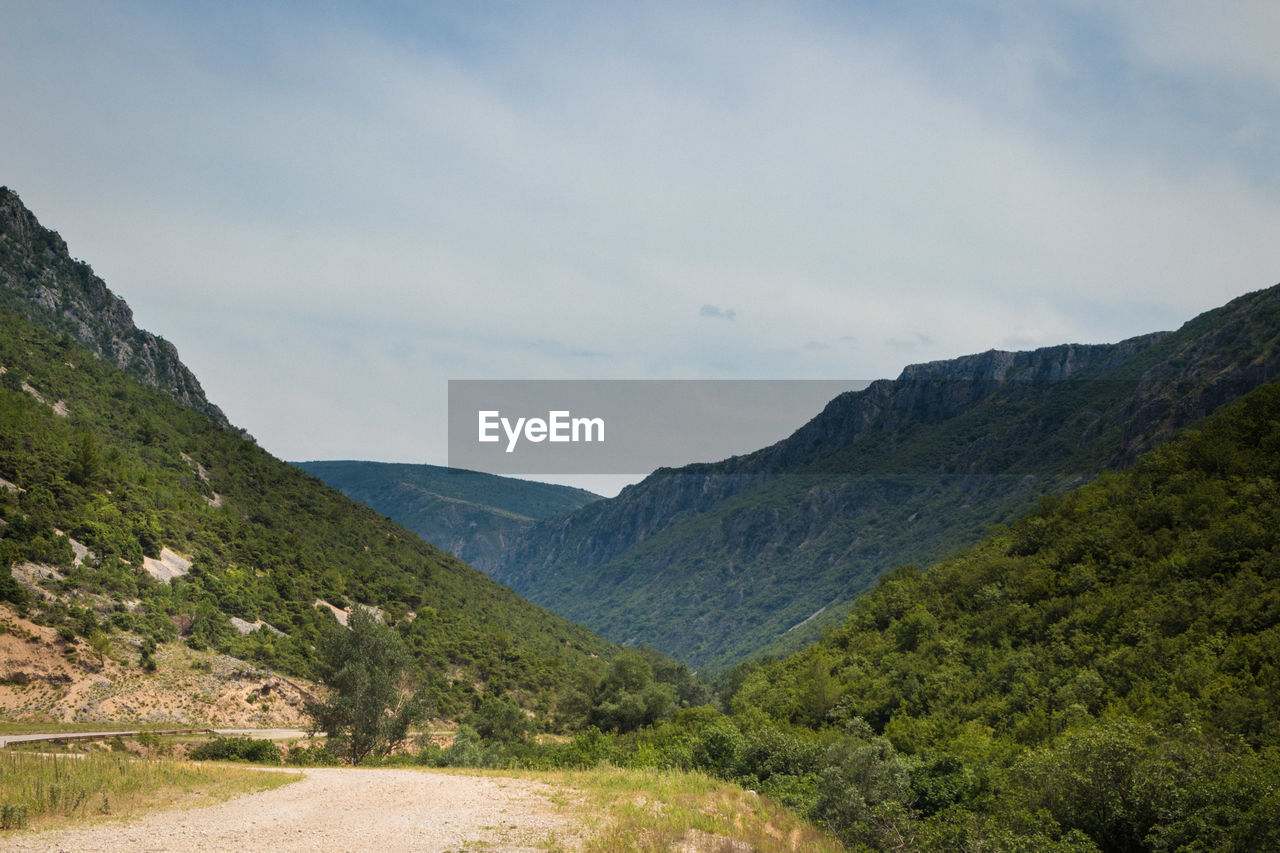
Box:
0, 728, 309, 748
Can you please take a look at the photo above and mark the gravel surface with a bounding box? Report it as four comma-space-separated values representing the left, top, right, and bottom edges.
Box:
3, 767, 581, 852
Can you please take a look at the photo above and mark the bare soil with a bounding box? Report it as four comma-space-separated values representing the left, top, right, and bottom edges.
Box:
1, 604, 317, 727
2, 767, 580, 852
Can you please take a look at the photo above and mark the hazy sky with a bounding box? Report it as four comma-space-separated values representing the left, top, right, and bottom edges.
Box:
3, 1, 1278, 494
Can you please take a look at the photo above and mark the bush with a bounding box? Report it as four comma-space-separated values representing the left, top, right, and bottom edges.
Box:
467, 695, 530, 744
1, 803, 29, 830
285, 743, 338, 766
691, 719, 744, 777
188, 736, 280, 764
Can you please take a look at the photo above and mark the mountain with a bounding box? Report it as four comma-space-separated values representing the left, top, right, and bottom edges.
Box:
0, 187, 231, 430
0, 189, 623, 723
294, 461, 601, 572
488, 285, 1280, 670
723, 376, 1280, 850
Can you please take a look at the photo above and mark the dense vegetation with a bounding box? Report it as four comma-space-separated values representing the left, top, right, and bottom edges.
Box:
489, 285, 1280, 670
715, 380, 1280, 849
295, 459, 600, 572
0, 304, 628, 720
388, 379, 1280, 850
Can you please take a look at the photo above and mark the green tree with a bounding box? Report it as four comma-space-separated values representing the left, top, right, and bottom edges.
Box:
86, 629, 112, 667
306, 607, 426, 764
70, 431, 100, 487
588, 650, 676, 733
467, 694, 530, 743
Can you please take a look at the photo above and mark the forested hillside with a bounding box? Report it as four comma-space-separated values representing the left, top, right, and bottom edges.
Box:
295, 460, 600, 572
491, 284, 1280, 669
717, 378, 1280, 850
0, 303, 619, 719
527, 378, 1280, 851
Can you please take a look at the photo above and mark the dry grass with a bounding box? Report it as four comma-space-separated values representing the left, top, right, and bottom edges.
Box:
463, 766, 843, 852
0, 751, 296, 833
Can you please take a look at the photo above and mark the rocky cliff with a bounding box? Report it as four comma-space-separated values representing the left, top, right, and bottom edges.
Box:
489, 284, 1280, 668
0, 186, 232, 429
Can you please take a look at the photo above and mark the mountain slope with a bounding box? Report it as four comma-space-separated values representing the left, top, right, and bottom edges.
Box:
0, 190, 624, 722
0, 303, 617, 715
727, 376, 1280, 850
490, 284, 1280, 669
294, 460, 601, 572
0, 186, 231, 429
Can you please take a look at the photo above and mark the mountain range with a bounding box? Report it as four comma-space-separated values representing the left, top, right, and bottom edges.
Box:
293, 460, 600, 571
471, 285, 1280, 670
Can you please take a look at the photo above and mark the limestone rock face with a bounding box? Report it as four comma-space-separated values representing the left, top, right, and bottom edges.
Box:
0, 186, 233, 430
488, 283, 1280, 668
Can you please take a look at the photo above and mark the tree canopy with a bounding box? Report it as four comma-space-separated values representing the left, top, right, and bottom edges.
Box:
306, 607, 426, 764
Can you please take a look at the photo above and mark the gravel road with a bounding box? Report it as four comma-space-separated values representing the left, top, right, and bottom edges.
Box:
3, 767, 580, 852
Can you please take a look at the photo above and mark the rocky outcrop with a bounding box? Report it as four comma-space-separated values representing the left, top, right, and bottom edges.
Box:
489, 283, 1280, 668
0, 186, 232, 429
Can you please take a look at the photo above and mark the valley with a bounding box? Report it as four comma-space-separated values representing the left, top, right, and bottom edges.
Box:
2, 184, 1278, 851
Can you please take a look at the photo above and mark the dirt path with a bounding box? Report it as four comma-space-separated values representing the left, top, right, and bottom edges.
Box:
3, 767, 581, 852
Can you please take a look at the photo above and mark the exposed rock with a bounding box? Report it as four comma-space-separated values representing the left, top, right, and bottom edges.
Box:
68, 536, 94, 567
0, 186, 234, 430
313, 599, 349, 626
229, 617, 286, 637
12, 561, 65, 585
18, 380, 67, 416
142, 548, 193, 583
489, 284, 1280, 667
312, 600, 384, 628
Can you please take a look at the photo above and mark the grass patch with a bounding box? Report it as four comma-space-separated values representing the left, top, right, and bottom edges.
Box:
0, 751, 296, 832
480, 765, 842, 852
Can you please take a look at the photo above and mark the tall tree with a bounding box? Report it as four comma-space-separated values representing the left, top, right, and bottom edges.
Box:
306, 607, 426, 764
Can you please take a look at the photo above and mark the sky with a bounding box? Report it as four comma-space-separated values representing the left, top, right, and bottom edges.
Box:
3, 1, 1278, 495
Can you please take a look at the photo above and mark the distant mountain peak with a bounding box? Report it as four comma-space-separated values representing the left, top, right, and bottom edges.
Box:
0, 185, 233, 430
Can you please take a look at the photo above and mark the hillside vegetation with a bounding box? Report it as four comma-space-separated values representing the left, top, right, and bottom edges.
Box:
0, 303, 615, 719
491, 284, 1280, 669
289, 379, 1278, 850
707, 378, 1280, 850
295, 460, 600, 572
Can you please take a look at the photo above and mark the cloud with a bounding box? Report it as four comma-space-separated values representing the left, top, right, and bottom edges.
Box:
885, 332, 937, 352
1, 1, 1278, 492
699, 304, 737, 321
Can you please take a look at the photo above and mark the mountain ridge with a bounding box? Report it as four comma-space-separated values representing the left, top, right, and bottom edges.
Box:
488, 284, 1280, 669
0, 189, 634, 726
293, 460, 602, 571
0, 186, 232, 430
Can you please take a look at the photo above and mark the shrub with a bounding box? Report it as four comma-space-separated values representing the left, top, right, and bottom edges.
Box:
188, 736, 280, 764
1, 803, 29, 830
